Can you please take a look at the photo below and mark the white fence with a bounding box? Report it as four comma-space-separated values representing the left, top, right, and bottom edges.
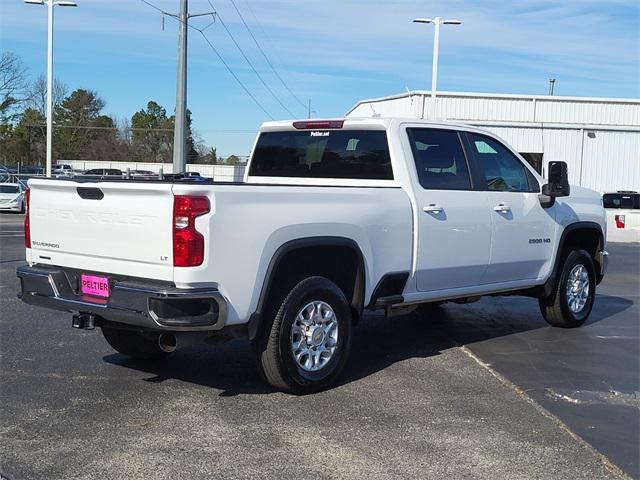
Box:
62, 160, 246, 182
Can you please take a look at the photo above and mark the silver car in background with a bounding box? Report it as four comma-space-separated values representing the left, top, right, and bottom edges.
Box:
0, 183, 26, 213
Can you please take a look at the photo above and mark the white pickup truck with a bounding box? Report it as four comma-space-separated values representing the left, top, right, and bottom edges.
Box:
18, 118, 608, 394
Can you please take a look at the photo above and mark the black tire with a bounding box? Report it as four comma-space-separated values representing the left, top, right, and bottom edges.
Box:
254, 276, 352, 394
101, 326, 171, 360
539, 249, 596, 328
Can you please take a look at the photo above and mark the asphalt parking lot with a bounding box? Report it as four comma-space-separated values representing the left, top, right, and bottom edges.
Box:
1, 212, 638, 480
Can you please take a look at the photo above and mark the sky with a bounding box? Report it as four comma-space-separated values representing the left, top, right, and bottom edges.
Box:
1, 0, 639, 157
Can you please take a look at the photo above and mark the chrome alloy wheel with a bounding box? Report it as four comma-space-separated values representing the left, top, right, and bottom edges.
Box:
290, 300, 339, 372
566, 264, 590, 313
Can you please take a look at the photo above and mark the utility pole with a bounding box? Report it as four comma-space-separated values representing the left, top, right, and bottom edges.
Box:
548, 78, 556, 96
154, 1, 214, 173
173, 0, 188, 173
306, 99, 316, 119
413, 17, 462, 98
46, 0, 54, 176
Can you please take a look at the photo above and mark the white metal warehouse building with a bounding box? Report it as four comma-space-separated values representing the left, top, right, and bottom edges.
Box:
346, 91, 639, 193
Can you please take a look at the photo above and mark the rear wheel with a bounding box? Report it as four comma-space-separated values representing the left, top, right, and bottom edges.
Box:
254, 276, 352, 394
539, 249, 596, 328
101, 326, 171, 360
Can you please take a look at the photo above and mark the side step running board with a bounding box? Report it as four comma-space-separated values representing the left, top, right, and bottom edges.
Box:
374, 295, 417, 317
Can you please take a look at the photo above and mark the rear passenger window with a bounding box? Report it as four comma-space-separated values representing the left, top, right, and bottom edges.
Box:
467, 133, 533, 192
249, 130, 393, 180
407, 128, 472, 190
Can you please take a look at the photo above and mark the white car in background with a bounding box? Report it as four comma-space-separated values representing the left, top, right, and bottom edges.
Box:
53, 164, 75, 176
0, 183, 26, 213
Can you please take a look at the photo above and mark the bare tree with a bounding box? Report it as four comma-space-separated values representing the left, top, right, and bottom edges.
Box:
0, 51, 29, 122
192, 130, 208, 157
115, 116, 132, 144
27, 74, 69, 117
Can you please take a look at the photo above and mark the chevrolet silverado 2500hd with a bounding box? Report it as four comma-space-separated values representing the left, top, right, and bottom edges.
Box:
17, 118, 608, 394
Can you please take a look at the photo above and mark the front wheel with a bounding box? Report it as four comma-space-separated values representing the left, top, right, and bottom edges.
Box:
254, 276, 352, 394
101, 326, 172, 360
539, 249, 596, 328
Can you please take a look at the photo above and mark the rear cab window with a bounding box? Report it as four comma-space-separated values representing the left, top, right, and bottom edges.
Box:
249, 129, 393, 180
603, 193, 640, 209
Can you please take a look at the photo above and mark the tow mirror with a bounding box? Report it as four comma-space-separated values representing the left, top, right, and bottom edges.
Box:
542, 161, 570, 198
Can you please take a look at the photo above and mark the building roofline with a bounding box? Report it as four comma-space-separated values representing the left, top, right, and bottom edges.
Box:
345, 90, 640, 116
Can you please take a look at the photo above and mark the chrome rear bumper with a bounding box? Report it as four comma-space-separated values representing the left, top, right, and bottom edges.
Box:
17, 264, 227, 331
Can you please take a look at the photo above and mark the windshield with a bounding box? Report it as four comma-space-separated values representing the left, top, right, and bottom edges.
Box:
0, 185, 20, 193
249, 129, 393, 180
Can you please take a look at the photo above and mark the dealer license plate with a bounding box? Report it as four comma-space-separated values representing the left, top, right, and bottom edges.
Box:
80, 274, 110, 298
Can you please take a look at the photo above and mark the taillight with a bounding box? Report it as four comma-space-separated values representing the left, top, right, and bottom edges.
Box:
615, 214, 625, 229
173, 195, 210, 267
24, 188, 31, 248
292, 120, 344, 130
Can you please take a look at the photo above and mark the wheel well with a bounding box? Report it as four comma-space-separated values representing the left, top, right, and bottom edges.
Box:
561, 228, 602, 261
272, 245, 361, 304
248, 239, 365, 341
543, 223, 603, 298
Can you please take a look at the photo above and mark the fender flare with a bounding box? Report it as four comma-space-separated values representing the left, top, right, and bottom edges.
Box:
247, 236, 366, 341
543, 221, 604, 298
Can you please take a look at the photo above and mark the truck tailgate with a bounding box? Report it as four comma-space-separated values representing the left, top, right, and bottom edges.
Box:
27, 179, 175, 281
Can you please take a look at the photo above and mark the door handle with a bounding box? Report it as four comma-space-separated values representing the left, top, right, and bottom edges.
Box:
493, 203, 511, 213
423, 204, 444, 214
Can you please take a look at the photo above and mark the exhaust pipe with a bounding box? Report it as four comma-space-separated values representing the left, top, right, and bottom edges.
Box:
158, 332, 177, 353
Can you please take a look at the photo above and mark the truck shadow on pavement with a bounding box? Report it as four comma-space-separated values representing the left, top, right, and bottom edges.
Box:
102, 294, 632, 397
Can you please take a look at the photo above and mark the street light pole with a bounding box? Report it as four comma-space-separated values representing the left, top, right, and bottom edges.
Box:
25, 0, 77, 177
413, 17, 462, 98
431, 17, 440, 99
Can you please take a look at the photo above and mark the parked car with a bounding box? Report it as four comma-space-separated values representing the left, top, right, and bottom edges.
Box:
81, 168, 124, 177
17, 118, 608, 394
53, 164, 75, 177
129, 170, 157, 178
162, 172, 208, 182
0, 183, 26, 213
603, 191, 640, 232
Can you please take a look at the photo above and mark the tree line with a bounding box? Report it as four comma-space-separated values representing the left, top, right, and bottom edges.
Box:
0, 51, 243, 167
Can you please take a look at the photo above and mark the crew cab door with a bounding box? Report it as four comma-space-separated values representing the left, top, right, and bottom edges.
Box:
406, 127, 492, 292
464, 132, 555, 283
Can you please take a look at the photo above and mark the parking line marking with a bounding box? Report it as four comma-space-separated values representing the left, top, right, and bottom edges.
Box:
459, 345, 628, 478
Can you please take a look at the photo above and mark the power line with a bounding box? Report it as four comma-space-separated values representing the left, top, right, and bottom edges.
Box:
197, 29, 275, 120
205, 0, 295, 118
23, 124, 255, 133
140, 0, 274, 120
229, 0, 308, 111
